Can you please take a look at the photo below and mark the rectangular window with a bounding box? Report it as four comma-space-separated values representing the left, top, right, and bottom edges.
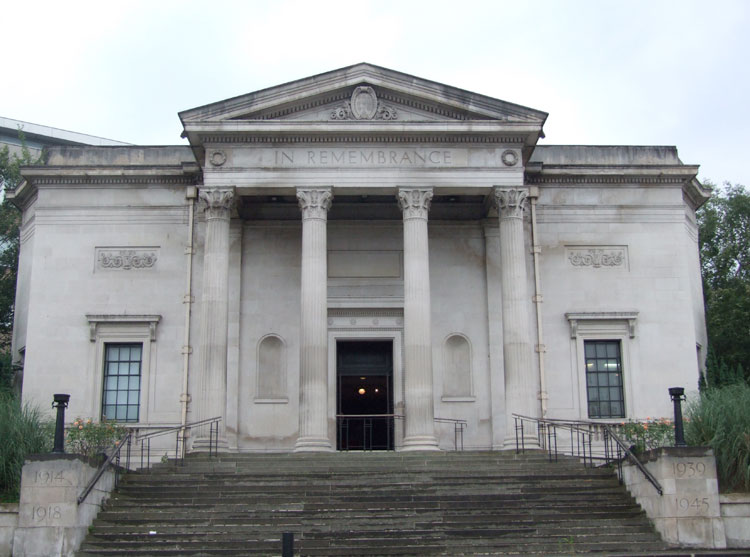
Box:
101, 343, 142, 422
585, 340, 625, 418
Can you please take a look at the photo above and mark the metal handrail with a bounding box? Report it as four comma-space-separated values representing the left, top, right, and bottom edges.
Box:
512, 413, 663, 496
77, 430, 132, 505
434, 417, 467, 451
335, 414, 467, 451
134, 416, 222, 441
601, 423, 663, 495
77, 416, 222, 506
134, 416, 222, 469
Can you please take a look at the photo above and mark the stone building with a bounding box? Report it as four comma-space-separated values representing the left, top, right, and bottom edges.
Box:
9, 64, 709, 452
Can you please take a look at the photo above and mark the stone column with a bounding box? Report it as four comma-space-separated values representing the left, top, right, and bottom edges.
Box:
494, 187, 539, 446
294, 187, 334, 452
397, 188, 439, 451
196, 187, 235, 446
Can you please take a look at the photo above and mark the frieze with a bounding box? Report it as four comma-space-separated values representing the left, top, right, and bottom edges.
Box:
198, 134, 526, 144
96, 248, 159, 271
566, 246, 628, 269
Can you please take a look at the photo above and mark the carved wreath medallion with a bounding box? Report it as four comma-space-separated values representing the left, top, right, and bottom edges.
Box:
208, 150, 227, 166
501, 150, 519, 167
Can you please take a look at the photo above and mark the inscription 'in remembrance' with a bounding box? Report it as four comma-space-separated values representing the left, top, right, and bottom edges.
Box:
274, 149, 453, 166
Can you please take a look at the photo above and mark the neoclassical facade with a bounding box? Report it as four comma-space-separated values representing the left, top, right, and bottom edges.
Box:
9, 64, 709, 451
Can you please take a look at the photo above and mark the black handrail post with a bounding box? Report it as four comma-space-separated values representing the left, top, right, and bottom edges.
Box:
126, 434, 132, 471
282, 532, 294, 557
51, 393, 70, 454
669, 387, 687, 447
514, 416, 520, 453
552, 426, 558, 462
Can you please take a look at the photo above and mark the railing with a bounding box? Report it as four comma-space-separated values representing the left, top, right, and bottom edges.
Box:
77, 429, 132, 505
434, 417, 467, 451
336, 414, 467, 451
135, 416, 221, 469
337, 414, 401, 450
77, 416, 222, 506
512, 414, 663, 496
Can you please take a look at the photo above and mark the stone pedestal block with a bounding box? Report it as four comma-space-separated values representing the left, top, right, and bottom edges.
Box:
0, 504, 18, 557
622, 446, 726, 549
720, 493, 750, 548
12, 455, 114, 557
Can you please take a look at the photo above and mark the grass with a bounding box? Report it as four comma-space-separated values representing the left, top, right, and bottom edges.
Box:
0, 393, 54, 502
685, 382, 750, 492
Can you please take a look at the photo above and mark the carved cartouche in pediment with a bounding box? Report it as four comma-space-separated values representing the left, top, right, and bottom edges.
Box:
331, 86, 398, 121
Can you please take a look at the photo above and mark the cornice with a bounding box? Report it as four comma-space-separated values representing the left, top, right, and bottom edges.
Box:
197, 134, 528, 145
184, 120, 541, 136
527, 165, 699, 183
525, 163, 710, 208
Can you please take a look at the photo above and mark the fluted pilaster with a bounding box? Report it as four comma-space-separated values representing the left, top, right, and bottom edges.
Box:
196, 187, 235, 446
294, 187, 334, 452
493, 187, 539, 446
397, 188, 439, 451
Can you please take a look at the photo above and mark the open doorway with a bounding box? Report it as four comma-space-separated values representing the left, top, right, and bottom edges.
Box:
336, 340, 394, 450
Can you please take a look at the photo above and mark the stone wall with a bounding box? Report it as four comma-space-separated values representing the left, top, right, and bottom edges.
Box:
621, 446, 726, 548
720, 493, 750, 548
12, 454, 114, 557
0, 504, 18, 557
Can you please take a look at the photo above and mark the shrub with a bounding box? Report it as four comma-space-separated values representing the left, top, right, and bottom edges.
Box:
615, 418, 675, 454
66, 417, 127, 459
0, 393, 54, 501
685, 382, 750, 492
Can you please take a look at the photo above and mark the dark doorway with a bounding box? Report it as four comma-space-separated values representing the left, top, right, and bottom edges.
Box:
336, 340, 394, 450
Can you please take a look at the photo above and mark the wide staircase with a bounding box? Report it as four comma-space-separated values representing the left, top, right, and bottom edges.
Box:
78, 451, 669, 556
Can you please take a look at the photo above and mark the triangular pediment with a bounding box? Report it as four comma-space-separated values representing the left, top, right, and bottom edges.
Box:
179, 63, 548, 125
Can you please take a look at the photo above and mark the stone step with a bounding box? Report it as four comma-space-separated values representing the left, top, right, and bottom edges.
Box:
77, 451, 664, 554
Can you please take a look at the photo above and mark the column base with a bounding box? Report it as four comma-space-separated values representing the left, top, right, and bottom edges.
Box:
503, 434, 541, 451
294, 436, 334, 452
400, 435, 440, 452
192, 436, 229, 452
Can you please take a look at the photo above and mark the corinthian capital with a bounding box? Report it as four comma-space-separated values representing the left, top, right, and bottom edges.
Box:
199, 187, 235, 220
297, 187, 333, 220
493, 187, 528, 219
397, 188, 433, 220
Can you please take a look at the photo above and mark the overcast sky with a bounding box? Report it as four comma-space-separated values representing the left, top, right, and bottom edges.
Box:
4, 0, 748, 186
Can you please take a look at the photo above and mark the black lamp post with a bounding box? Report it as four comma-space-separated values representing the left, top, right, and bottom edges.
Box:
51, 394, 70, 454
669, 387, 687, 447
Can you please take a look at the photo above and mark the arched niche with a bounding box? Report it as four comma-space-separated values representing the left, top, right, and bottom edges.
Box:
442, 333, 473, 400
255, 334, 288, 402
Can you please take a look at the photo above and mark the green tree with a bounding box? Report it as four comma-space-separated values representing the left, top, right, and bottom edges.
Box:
0, 133, 43, 391
698, 181, 750, 387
